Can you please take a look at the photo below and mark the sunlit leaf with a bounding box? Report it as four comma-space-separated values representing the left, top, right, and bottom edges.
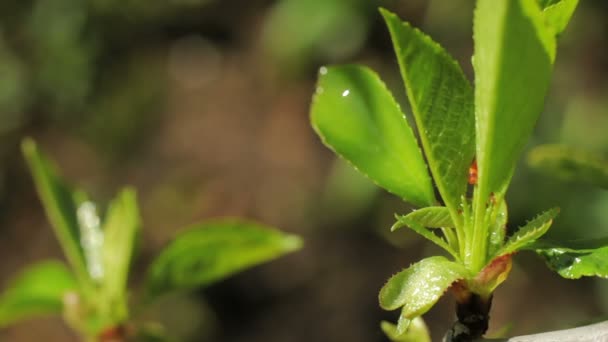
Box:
494, 208, 559, 257
527, 144, 608, 189
392, 215, 459, 260
381, 9, 475, 223
473, 0, 557, 207
100, 188, 140, 322
311, 65, 436, 207
379, 256, 468, 315
145, 219, 302, 300
541, 0, 578, 36
0, 261, 77, 326
381, 316, 431, 342
394, 207, 454, 230
22, 138, 90, 286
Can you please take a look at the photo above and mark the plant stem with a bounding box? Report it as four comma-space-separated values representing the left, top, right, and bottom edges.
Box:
445, 291, 493, 342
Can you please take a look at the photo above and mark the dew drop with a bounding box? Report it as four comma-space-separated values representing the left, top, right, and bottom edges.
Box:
319, 66, 328, 75
342, 89, 350, 97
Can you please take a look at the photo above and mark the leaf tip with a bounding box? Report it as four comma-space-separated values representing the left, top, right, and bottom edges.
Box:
281, 234, 303, 252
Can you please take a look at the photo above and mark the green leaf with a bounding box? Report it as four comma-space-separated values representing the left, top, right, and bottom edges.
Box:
379, 256, 468, 315
394, 207, 454, 230
0, 261, 77, 326
381, 9, 475, 221
488, 199, 508, 257
532, 239, 608, 279
21, 138, 90, 286
495, 208, 559, 257
392, 215, 459, 260
145, 219, 302, 300
527, 144, 608, 189
100, 188, 140, 322
310, 65, 435, 207
473, 0, 556, 205
381, 316, 431, 342
541, 0, 578, 36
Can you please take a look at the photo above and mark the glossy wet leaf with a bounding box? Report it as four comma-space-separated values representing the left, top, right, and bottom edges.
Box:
495, 208, 559, 257
528, 144, 608, 189
392, 215, 459, 260
100, 188, 140, 322
542, 0, 578, 35
0, 261, 77, 326
22, 138, 90, 285
381, 9, 475, 223
473, 0, 557, 205
379, 256, 468, 315
145, 219, 302, 300
531, 238, 608, 279
381, 316, 431, 342
488, 200, 508, 257
311, 65, 435, 207
394, 207, 454, 230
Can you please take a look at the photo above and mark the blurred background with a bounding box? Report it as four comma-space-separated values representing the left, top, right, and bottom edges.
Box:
0, 0, 607, 340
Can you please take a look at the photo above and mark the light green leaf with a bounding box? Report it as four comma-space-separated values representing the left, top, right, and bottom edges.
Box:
495, 208, 559, 257
394, 207, 454, 230
379, 256, 468, 315
381, 9, 475, 222
100, 188, 140, 322
527, 144, 608, 189
488, 199, 508, 257
542, 0, 578, 36
392, 215, 459, 260
310, 65, 435, 207
21, 138, 90, 286
381, 316, 431, 342
0, 261, 77, 326
531, 238, 608, 279
145, 219, 302, 301
473, 0, 556, 206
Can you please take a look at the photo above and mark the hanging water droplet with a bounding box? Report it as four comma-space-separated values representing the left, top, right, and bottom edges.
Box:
342, 89, 350, 97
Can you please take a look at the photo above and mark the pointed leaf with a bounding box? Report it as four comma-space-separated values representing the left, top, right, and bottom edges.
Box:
381, 316, 431, 342
394, 207, 454, 230
311, 65, 435, 207
527, 144, 608, 189
100, 188, 140, 322
0, 261, 77, 326
392, 215, 459, 260
530, 238, 608, 279
22, 138, 90, 285
495, 208, 559, 257
379, 256, 468, 315
474, 0, 557, 205
381, 9, 475, 220
145, 219, 302, 300
542, 0, 578, 36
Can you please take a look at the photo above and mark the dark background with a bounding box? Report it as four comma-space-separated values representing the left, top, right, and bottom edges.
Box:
0, 0, 608, 340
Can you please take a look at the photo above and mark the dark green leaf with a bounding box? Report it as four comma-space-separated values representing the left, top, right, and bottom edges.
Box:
392, 215, 459, 260
100, 188, 140, 322
311, 65, 435, 207
381, 9, 475, 222
495, 208, 559, 257
22, 138, 90, 285
0, 261, 77, 326
473, 0, 556, 205
527, 144, 608, 189
145, 219, 302, 300
379, 256, 468, 315
531, 238, 608, 279
394, 207, 454, 230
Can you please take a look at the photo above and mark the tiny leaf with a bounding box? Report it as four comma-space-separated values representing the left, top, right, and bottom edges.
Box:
381, 316, 431, 342
392, 215, 459, 260
0, 261, 77, 326
381, 9, 475, 221
527, 144, 608, 189
394, 207, 454, 230
311, 65, 435, 207
379, 256, 468, 315
473, 0, 556, 205
542, 0, 578, 35
22, 138, 90, 285
100, 188, 141, 322
145, 219, 302, 300
531, 238, 608, 279
495, 208, 559, 257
